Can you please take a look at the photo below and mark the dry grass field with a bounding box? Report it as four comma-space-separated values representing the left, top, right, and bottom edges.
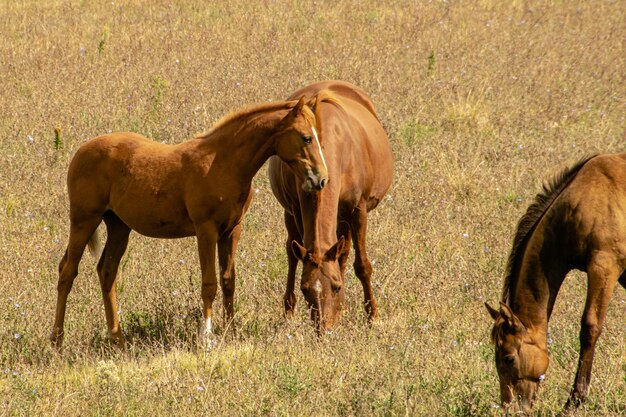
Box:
0, 0, 624, 415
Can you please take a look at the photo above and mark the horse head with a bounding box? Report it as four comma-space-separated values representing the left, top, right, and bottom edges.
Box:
485, 302, 548, 413
272, 97, 328, 193
292, 236, 346, 333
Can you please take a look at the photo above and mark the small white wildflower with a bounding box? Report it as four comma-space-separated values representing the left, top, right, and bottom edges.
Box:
172, 290, 179, 296
175, 59, 180, 64
14, 333, 21, 340
14, 303, 20, 308
79, 47, 86, 58
386, 195, 393, 202
462, 233, 469, 238
197, 385, 205, 392
27, 135, 34, 143
538, 374, 545, 382
518, 144, 524, 149
43, 226, 49, 232
178, 259, 185, 264
254, 188, 260, 194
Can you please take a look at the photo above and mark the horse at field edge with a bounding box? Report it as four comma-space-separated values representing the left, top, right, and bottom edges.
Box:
268, 80, 393, 333
485, 153, 626, 413
50, 97, 328, 349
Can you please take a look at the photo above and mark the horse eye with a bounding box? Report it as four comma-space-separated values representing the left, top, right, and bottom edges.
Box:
331, 284, 341, 295
302, 135, 312, 144
503, 355, 515, 366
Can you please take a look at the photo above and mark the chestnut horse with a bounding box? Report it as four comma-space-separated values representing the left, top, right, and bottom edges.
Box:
268, 81, 393, 333
485, 153, 626, 412
50, 98, 328, 349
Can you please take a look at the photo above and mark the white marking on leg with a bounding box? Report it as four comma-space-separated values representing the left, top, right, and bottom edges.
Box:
201, 317, 212, 336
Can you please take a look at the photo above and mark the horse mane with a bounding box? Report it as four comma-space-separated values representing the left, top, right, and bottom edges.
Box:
501, 155, 598, 304
195, 100, 316, 140
306, 90, 345, 146
306, 90, 344, 113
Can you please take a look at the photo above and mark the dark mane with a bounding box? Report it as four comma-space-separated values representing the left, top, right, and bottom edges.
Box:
501, 155, 598, 304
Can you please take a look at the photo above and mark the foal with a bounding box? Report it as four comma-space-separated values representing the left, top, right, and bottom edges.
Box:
51, 98, 328, 349
486, 153, 626, 412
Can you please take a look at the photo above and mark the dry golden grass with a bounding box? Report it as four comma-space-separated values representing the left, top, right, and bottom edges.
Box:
0, 0, 624, 416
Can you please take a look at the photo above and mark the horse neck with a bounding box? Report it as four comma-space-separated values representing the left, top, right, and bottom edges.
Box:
203, 112, 284, 184
510, 220, 569, 344
301, 185, 339, 254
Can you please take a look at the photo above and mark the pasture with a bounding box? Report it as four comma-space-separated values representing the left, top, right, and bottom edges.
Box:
0, 0, 624, 415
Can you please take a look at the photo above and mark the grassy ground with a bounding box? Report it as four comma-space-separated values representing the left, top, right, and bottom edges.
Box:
0, 0, 624, 415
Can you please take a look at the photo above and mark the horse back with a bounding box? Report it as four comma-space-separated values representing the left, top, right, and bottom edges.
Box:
552, 153, 626, 263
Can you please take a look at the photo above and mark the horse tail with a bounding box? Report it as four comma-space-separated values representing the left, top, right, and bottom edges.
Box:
87, 228, 103, 259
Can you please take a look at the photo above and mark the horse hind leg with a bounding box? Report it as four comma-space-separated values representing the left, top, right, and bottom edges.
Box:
97, 212, 131, 349
217, 223, 242, 334
349, 202, 378, 323
565, 251, 621, 409
50, 216, 103, 349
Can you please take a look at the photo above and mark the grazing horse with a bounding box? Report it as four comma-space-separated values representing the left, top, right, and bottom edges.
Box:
50, 98, 328, 349
268, 81, 393, 333
485, 153, 626, 413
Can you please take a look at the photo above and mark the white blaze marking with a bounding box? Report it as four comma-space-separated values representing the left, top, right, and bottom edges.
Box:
313, 279, 322, 295
311, 126, 327, 172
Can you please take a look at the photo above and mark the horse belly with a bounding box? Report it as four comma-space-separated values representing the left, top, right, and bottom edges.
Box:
110, 190, 195, 238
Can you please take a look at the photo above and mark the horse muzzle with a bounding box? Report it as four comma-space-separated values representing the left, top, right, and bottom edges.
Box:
302, 175, 328, 193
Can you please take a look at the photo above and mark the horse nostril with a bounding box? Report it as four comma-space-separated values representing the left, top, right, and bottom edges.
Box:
320, 178, 327, 189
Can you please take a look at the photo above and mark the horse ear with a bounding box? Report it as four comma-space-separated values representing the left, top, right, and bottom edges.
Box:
485, 302, 499, 320
324, 236, 345, 262
279, 97, 305, 128
291, 240, 307, 261
499, 302, 525, 333
306, 95, 318, 113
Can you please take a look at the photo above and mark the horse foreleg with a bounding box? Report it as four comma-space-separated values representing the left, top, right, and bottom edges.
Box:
196, 222, 219, 347
283, 212, 301, 317
336, 220, 352, 279
565, 252, 620, 409
349, 202, 378, 323
218, 223, 241, 333
97, 212, 131, 349
50, 218, 102, 349
618, 270, 626, 289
